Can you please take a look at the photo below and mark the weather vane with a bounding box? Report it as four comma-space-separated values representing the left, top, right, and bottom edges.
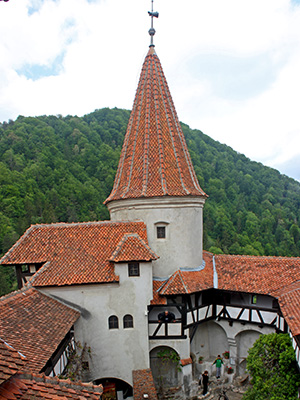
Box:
148, 0, 159, 47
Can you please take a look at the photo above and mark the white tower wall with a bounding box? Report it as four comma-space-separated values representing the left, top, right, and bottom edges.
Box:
107, 196, 205, 278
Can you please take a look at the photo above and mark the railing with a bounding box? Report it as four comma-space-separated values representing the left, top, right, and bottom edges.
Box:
148, 304, 186, 339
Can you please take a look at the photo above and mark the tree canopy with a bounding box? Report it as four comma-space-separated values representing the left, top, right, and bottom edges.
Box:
0, 108, 300, 295
243, 333, 300, 400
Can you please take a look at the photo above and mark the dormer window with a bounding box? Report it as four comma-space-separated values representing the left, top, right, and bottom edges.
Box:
128, 262, 140, 277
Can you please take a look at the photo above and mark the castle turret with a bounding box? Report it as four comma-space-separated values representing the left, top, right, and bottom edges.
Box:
105, 14, 207, 277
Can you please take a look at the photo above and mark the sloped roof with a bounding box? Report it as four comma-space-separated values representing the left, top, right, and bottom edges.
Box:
151, 280, 167, 305
109, 233, 158, 262
0, 339, 27, 384
132, 369, 158, 400
272, 281, 300, 337
154, 251, 300, 336
0, 287, 80, 373
0, 372, 103, 399
0, 221, 151, 287
214, 253, 300, 294
105, 47, 207, 204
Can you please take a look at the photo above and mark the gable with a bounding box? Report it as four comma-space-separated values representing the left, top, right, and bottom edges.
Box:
0, 287, 79, 373
0, 220, 151, 287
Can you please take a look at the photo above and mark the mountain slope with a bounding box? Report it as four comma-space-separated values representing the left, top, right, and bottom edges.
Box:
0, 108, 299, 294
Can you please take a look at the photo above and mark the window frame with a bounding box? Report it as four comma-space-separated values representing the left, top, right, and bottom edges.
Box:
128, 262, 140, 277
156, 226, 166, 239
108, 315, 119, 329
123, 314, 134, 329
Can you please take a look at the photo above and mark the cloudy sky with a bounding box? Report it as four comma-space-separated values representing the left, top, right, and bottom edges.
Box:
1, 0, 300, 181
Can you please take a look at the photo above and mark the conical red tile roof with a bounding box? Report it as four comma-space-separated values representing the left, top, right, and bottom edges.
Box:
105, 47, 206, 204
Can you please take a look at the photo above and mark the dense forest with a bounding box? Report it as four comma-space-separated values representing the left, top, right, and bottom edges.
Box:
1, 107, 300, 295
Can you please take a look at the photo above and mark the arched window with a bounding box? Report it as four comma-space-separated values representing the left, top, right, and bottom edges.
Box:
108, 315, 119, 329
123, 314, 134, 329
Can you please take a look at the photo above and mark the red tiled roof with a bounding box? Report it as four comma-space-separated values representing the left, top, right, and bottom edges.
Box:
105, 47, 207, 204
0, 221, 150, 287
132, 369, 158, 400
0, 339, 27, 384
0, 372, 103, 399
272, 281, 300, 337
0, 287, 80, 373
109, 233, 158, 262
155, 252, 214, 296
158, 252, 300, 297
151, 280, 167, 305
214, 254, 300, 295
180, 357, 192, 366
155, 251, 300, 337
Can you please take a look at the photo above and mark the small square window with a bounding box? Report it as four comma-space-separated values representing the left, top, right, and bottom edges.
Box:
157, 226, 166, 239
128, 262, 140, 277
251, 295, 257, 304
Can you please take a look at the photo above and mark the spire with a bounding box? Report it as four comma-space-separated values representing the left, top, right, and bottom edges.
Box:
148, 0, 159, 47
104, 49, 207, 205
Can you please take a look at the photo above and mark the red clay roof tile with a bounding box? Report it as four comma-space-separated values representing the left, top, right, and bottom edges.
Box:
157, 251, 300, 336
0, 221, 150, 287
0, 287, 80, 373
109, 233, 158, 262
105, 48, 206, 204
214, 254, 300, 295
0, 339, 27, 384
0, 372, 103, 399
151, 280, 167, 305
132, 368, 158, 400
272, 281, 300, 336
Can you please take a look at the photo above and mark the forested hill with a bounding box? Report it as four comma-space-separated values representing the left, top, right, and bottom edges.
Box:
1, 107, 300, 294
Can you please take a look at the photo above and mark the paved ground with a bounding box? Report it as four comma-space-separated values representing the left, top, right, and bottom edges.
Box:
222, 389, 244, 400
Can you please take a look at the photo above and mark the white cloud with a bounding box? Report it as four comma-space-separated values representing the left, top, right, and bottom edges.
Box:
0, 0, 300, 181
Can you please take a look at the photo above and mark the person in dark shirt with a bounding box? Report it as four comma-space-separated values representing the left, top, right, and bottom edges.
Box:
158, 310, 176, 323
200, 370, 209, 395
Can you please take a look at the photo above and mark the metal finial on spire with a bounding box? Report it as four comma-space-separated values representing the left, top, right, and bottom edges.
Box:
148, 0, 159, 47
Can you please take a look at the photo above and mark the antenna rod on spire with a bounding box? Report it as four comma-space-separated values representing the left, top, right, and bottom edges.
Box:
148, 0, 159, 47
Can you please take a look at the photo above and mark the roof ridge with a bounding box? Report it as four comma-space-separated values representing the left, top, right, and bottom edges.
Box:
0, 337, 27, 360
17, 372, 103, 392
0, 284, 33, 303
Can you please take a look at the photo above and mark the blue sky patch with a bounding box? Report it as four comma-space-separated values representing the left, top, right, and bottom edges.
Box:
188, 52, 284, 101
17, 51, 65, 81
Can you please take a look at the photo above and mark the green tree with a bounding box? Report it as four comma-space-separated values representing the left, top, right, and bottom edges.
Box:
243, 333, 300, 400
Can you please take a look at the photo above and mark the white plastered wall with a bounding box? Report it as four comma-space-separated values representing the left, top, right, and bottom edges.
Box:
107, 196, 206, 278
40, 261, 153, 386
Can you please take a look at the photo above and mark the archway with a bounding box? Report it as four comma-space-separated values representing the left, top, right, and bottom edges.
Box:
150, 346, 181, 391
190, 321, 228, 361
94, 377, 132, 400
235, 329, 261, 375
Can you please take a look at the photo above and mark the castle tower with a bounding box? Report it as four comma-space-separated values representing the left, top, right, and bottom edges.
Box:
105, 11, 207, 278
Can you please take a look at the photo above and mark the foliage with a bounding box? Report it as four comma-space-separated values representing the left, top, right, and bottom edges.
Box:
1, 108, 300, 295
225, 366, 234, 374
243, 333, 300, 400
157, 348, 182, 372
222, 351, 230, 359
60, 340, 91, 381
